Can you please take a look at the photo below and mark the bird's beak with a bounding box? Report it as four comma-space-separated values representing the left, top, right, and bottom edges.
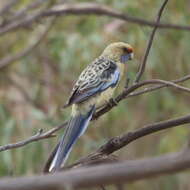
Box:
120, 53, 134, 63
129, 52, 134, 60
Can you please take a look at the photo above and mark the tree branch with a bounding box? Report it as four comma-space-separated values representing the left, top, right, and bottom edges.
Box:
1, 75, 190, 154
65, 113, 190, 169
93, 78, 190, 119
127, 74, 190, 98
1, 2, 190, 36
43, 2, 190, 31
97, 114, 190, 155
1, 146, 190, 189
135, 0, 168, 82
0, 122, 67, 152
0, 75, 189, 154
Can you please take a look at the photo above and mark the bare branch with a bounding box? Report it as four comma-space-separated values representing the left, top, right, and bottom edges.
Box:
136, 79, 190, 93
65, 113, 190, 169
93, 78, 190, 119
43, 3, 190, 31
135, 0, 168, 82
0, 122, 67, 152
1, 76, 189, 153
1, 2, 190, 36
128, 74, 190, 98
1, 147, 190, 189
97, 114, 190, 155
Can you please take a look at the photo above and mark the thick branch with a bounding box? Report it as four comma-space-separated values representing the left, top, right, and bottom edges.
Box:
1, 147, 190, 189
98, 114, 190, 155
66, 114, 190, 169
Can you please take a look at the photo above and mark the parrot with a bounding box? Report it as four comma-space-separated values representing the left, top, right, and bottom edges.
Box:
48, 42, 134, 172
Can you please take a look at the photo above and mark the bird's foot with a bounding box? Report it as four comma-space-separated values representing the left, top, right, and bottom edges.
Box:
125, 77, 130, 89
108, 98, 118, 107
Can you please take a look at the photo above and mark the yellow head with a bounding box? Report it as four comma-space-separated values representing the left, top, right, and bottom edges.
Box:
101, 42, 134, 63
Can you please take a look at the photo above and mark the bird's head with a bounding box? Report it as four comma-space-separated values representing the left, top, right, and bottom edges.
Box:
101, 42, 134, 63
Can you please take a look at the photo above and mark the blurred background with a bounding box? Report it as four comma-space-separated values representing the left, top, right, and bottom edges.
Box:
0, 0, 190, 189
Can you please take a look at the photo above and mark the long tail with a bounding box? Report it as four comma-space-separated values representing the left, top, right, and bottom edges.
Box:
48, 105, 95, 172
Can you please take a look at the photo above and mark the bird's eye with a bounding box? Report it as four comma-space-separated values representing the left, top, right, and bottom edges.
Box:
123, 47, 133, 53
123, 48, 128, 53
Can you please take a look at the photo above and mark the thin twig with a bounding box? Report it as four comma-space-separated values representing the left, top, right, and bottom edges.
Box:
128, 74, 190, 98
135, 0, 169, 82
136, 79, 190, 94
0, 122, 67, 152
93, 77, 190, 119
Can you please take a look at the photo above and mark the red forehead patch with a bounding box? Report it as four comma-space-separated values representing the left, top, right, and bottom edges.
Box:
127, 47, 133, 53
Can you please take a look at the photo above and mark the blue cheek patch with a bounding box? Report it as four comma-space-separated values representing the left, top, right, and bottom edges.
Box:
120, 54, 130, 63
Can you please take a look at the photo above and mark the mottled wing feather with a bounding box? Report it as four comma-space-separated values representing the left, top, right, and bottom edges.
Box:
65, 57, 119, 106
74, 57, 110, 91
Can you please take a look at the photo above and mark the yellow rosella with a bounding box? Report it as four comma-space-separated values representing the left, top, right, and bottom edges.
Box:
48, 42, 134, 172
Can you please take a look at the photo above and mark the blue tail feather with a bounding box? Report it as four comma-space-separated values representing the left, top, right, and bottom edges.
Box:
49, 106, 95, 172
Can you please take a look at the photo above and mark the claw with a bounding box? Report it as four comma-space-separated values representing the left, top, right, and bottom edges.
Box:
108, 98, 118, 107
125, 78, 130, 89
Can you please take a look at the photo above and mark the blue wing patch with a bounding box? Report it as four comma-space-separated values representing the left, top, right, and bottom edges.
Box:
100, 69, 120, 91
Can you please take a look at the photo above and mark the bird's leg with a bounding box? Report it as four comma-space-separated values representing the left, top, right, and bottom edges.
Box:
108, 98, 118, 107
125, 77, 130, 89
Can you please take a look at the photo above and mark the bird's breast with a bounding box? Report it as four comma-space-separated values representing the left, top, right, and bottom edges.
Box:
96, 87, 115, 108
117, 62, 125, 77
